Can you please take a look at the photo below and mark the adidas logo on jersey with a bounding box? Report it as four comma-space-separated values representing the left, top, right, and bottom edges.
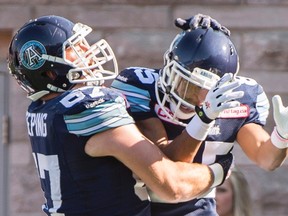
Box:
117, 75, 128, 82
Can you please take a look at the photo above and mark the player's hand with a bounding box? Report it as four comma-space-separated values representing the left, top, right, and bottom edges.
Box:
209, 153, 234, 188
186, 73, 243, 141
196, 73, 244, 123
174, 14, 230, 36
272, 95, 288, 139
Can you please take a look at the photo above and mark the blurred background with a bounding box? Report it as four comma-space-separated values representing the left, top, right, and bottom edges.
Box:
1, 0, 288, 215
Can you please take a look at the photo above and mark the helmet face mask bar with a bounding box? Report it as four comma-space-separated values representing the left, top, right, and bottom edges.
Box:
155, 28, 239, 126
156, 59, 221, 126
8, 15, 118, 101
62, 23, 118, 85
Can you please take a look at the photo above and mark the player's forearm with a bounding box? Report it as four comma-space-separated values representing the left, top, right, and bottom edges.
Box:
136, 118, 201, 162
86, 124, 214, 202
257, 139, 288, 171
161, 130, 202, 162
145, 161, 213, 202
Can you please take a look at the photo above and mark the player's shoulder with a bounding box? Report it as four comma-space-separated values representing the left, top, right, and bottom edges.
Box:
56, 86, 126, 115
236, 75, 269, 106
236, 75, 265, 92
115, 67, 159, 85
236, 75, 262, 86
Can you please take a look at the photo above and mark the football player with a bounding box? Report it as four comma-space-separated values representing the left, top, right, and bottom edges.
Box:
111, 14, 288, 215
8, 15, 242, 216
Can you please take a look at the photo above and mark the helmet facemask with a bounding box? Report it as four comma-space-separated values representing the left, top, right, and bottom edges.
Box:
156, 54, 220, 126
43, 23, 118, 86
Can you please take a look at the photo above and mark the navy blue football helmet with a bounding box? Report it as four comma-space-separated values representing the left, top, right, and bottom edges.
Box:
155, 28, 239, 124
8, 15, 118, 101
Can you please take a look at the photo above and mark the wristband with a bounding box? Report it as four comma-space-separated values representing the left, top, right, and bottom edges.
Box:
186, 114, 214, 141
208, 163, 224, 188
195, 106, 213, 124
271, 127, 288, 149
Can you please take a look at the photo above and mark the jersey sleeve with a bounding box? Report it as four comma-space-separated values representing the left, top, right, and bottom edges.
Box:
238, 76, 270, 126
62, 87, 135, 136
111, 67, 159, 120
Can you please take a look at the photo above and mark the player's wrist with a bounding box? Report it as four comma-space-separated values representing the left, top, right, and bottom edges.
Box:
208, 163, 224, 188
271, 127, 288, 149
186, 114, 214, 141
195, 105, 214, 124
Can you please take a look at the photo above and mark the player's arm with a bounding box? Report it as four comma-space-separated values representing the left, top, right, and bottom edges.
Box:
174, 13, 230, 36
85, 123, 213, 202
136, 116, 232, 186
136, 117, 201, 163
236, 123, 288, 171
135, 117, 169, 147
237, 95, 288, 171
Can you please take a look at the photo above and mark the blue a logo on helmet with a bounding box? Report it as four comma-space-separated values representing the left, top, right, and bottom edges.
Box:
20, 40, 46, 70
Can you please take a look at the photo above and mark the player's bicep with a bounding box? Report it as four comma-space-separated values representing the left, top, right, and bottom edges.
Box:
87, 123, 169, 166
85, 124, 170, 187
236, 123, 270, 162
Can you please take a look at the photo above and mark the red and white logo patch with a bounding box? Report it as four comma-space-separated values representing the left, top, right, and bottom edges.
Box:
218, 104, 249, 118
154, 104, 178, 124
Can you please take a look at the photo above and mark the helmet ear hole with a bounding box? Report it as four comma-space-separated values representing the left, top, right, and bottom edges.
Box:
230, 44, 236, 55
45, 71, 57, 80
14, 55, 20, 67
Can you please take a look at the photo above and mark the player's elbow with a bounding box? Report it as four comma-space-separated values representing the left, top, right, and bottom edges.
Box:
264, 162, 282, 171
158, 188, 189, 203
167, 188, 187, 202
160, 182, 197, 203
257, 159, 283, 171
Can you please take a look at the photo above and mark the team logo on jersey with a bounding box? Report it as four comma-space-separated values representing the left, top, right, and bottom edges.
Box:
20, 40, 46, 70
218, 104, 249, 118
154, 104, 178, 125
208, 124, 221, 136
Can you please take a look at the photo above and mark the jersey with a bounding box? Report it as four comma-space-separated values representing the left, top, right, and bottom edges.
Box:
111, 67, 270, 216
26, 86, 150, 216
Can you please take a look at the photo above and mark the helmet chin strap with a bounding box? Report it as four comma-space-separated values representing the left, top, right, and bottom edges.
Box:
169, 100, 196, 120
28, 90, 50, 101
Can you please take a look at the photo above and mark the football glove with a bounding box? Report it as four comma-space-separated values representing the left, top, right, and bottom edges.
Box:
175, 13, 230, 36
186, 73, 243, 141
196, 73, 244, 123
271, 95, 288, 149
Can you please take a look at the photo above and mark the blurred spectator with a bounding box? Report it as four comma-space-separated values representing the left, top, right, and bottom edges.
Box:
216, 166, 253, 216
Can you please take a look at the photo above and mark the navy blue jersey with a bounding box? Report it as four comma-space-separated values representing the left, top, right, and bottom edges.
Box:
111, 67, 270, 216
26, 86, 150, 216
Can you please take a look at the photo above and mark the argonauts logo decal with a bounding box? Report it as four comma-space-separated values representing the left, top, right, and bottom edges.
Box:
20, 40, 46, 70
